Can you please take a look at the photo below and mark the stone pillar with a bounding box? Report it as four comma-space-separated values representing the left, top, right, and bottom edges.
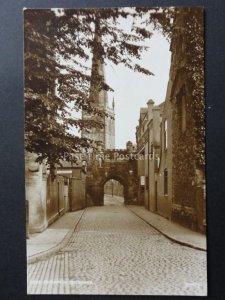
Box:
25, 152, 48, 233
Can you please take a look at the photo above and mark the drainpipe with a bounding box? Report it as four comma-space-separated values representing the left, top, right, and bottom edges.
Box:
147, 100, 154, 211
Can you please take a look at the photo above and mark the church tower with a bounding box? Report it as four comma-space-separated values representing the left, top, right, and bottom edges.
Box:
82, 27, 115, 150
104, 97, 115, 149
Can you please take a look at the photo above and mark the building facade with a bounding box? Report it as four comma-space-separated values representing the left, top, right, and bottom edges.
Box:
157, 83, 173, 219
136, 8, 205, 233
136, 100, 164, 211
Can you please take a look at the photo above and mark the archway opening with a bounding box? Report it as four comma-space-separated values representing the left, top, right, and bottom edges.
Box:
104, 179, 124, 206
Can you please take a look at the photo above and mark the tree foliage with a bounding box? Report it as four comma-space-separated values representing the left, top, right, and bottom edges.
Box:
24, 8, 153, 166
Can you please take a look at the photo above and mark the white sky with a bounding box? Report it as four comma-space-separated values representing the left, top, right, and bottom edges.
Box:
105, 29, 171, 148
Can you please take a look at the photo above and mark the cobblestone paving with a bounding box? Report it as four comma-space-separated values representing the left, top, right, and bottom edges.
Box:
27, 204, 207, 295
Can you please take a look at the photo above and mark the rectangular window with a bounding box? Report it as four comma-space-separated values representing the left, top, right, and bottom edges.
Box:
164, 119, 168, 150
155, 156, 160, 172
150, 143, 153, 155
164, 168, 168, 195
146, 176, 149, 190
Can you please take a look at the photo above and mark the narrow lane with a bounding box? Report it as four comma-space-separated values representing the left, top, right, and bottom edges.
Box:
27, 202, 207, 295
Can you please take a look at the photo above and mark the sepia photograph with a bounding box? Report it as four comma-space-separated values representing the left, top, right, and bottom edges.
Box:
24, 6, 207, 295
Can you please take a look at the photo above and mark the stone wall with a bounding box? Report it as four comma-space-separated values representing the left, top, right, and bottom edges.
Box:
25, 153, 71, 234
25, 152, 48, 233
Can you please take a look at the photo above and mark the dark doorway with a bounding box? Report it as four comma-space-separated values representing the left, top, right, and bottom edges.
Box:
104, 179, 124, 206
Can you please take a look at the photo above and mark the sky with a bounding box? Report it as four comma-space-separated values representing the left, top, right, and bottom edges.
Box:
105, 29, 171, 148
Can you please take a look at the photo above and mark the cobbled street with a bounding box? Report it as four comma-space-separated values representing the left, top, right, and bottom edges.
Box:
27, 199, 207, 295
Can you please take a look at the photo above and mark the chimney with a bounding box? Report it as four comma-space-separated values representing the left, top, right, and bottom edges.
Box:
147, 99, 154, 121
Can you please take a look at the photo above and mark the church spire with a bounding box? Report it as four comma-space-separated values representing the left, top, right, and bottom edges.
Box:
89, 19, 106, 108
82, 19, 115, 150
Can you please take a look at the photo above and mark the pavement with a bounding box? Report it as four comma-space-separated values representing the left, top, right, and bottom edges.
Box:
27, 200, 206, 264
27, 209, 85, 264
127, 205, 207, 251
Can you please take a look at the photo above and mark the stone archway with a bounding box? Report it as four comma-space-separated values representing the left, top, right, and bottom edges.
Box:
85, 149, 139, 207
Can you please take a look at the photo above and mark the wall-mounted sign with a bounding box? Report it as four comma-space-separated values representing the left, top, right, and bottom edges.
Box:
140, 176, 145, 186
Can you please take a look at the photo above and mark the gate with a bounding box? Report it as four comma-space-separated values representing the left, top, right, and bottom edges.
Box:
69, 168, 86, 211
46, 175, 65, 225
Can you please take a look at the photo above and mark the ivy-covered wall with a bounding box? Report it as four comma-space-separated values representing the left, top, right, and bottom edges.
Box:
170, 8, 206, 232
171, 81, 198, 230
